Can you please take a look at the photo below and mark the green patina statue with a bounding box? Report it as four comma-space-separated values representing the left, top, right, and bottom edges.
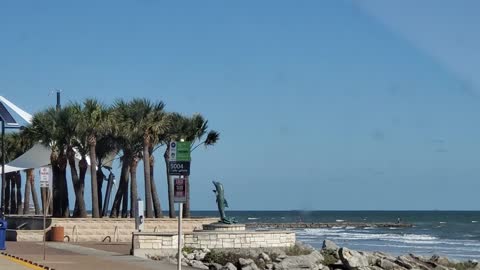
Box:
212, 181, 237, 224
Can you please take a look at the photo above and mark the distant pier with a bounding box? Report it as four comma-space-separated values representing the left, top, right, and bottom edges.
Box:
246, 222, 413, 229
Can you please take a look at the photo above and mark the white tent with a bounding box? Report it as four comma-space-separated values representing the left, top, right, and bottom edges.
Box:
1, 143, 51, 173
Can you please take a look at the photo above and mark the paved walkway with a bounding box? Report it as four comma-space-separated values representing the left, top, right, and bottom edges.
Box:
4, 241, 194, 270
0, 254, 41, 270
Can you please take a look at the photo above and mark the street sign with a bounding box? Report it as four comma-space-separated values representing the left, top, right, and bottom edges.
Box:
39, 167, 50, 188
169, 141, 191, 162
173, 177, 188, 203
169, 161, 190, 176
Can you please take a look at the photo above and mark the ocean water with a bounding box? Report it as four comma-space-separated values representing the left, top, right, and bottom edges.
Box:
192, 211, 480, 260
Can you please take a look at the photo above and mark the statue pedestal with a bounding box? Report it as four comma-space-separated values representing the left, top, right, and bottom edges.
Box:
202, 222, 246, 232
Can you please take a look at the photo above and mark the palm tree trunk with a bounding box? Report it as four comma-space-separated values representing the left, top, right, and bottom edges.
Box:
15, 172, 22, 215
58, 153, 70, 217
77, 157, 88, 217
130, 158, 139, 218
121, 165, 130, 218
97, 167, 104, 216
149, 145, 162, 218
110, 160, 129, 218
10, 173, 17, 214
23, 170, 31, 215
67, 147, 87, 218
27, 169, 40, 215
89, 135, 100, 218
164, 147, 175, 218
5, 174, 10, 214
143, 136, 153, 218
51, 151, 62, 217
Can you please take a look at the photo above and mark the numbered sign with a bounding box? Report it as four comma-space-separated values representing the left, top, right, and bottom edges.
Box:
169, 161, 190, 175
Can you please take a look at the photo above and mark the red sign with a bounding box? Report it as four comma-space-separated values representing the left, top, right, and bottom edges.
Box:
174, 177, 188, 203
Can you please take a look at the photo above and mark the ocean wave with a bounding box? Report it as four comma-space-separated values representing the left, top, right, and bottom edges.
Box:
247, 217, 259, 220
300, 228, 438, 243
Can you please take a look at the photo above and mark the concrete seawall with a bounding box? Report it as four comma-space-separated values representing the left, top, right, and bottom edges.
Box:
6, 216, 218, 242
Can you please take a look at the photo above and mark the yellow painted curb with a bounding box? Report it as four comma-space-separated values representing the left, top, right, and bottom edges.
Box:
1, 254, 47, 270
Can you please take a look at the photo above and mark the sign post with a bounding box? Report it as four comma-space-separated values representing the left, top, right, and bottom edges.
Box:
169, 141, 191, 270
174, 176, 188, 270
40, 167, 51, 261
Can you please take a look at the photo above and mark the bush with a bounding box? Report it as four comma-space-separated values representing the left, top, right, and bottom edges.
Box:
203, 250, 244, 266
182, 246, 196, 254
203, 250, 269, 269
285, 244, 312, 256
447, 262, 478, 270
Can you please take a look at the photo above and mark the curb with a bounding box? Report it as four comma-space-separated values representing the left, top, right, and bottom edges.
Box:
1, 252, 55, 270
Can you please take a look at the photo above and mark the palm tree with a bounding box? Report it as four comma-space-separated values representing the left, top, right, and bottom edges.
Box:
95, 133, 118, 215
162, 113, 220, 218
78, 99, 108, 218
28, 107, 70, 217
127, 99, 167, 218
109, 100, 143, 218
56, 103, 89, 217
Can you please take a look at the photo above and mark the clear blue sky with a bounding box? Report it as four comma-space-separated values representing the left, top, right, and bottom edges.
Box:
1, 0, 480, 210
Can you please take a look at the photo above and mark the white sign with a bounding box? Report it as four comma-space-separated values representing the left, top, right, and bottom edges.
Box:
40, 167, 50, 188
169, 141, 177, 161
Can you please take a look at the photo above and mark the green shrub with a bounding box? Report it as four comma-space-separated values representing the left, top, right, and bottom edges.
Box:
203, 250, 244, 266
285, 244, 312, 256
182, 246, 196, 254
446, 262, 478, 270
203, 250, 269, 269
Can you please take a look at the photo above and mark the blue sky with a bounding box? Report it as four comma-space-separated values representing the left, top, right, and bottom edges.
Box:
1, 0, 480, 210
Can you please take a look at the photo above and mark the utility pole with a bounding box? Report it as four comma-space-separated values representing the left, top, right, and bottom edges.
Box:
55, 89, 61, 111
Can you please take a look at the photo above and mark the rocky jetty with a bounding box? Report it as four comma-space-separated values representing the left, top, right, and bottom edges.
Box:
150, 240, 479, 270
246, 222, 412, 229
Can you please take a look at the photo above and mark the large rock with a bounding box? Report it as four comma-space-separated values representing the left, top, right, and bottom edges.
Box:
239, 258, 254, 267
222, 262, 238, 270
190, 260, 210, 270
208, 262, 223, 270
377, 258, 406, 270
339, 248, 369, 269
259, 252, 271, 262
274, 250, 324, 270
322, 239, 339, 251
242, 264, 260, 270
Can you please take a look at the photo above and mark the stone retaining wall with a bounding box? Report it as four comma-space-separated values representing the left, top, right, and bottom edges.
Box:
6, 216, 218, 242
132, 230, 296, 258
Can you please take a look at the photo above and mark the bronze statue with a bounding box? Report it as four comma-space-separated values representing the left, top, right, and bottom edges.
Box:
212, 181, 237, 224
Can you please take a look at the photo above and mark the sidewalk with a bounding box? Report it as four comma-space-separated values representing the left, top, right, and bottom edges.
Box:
0, 254, 40, 270
4, 241, 195, 270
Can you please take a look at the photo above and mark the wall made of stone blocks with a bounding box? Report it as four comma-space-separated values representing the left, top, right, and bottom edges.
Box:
132, 230, 296, 258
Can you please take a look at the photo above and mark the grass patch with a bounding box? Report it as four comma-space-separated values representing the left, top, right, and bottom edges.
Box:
182, 246, 196, 254
285, 244, 312, 256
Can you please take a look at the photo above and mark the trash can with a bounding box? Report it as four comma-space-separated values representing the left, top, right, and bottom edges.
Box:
50, 226, 64, 242
0, 220, 6, 250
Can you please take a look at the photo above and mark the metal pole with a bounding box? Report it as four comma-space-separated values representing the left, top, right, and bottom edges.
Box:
56, 90, 61, 111
1, 120, 5, 219
177, 202, 183, 270
42, 189, 46, 260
